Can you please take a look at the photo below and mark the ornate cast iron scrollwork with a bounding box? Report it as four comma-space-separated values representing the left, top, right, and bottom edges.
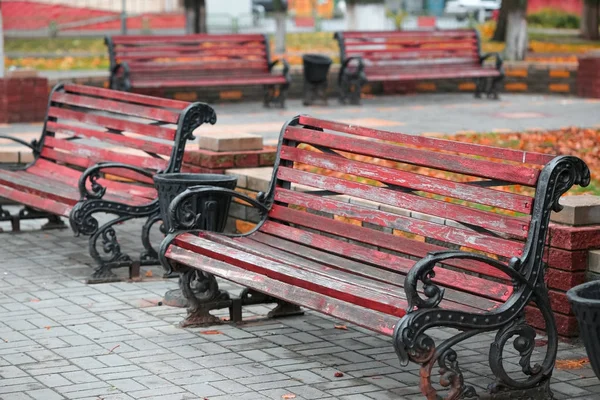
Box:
167, 186, 269, 233
394, 156, 590, 400
338, 56, 367, 105
179, 268, 232, 327
140, 212, 162, 262
394, 155, 590, 399
71, 103, 217, 280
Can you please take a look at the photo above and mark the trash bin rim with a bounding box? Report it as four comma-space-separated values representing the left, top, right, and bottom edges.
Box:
303, 54, 333, 65
153, 173, 238, 185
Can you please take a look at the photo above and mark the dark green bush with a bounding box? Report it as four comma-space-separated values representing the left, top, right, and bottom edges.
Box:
527, 8, 580, 29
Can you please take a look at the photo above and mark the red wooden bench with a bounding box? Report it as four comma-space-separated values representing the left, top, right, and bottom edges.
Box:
106, 34, 291, 108
159, 115, 589, 399
0, 83, 216, 282
334, 29, 504, 104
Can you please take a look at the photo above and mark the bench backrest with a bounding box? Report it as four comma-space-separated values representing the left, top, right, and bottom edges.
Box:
263, 115, 585, 309
106, 34, 272, 76
334, 29, 482, 69
37, 83, 215, 184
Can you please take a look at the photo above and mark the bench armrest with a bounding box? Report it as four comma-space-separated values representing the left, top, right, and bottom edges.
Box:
480, 52, 504, 72
78, 162, 155, 200
404, 250, 526, 312
0, 135, 39, 153
269, 58, 291, 83
109, 62, 131, 91
339, 56, 365, 85
167, 186, 269, 233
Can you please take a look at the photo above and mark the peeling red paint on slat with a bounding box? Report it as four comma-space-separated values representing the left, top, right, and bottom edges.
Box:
51, 92, 180, 123
285, 127, 540, 186
48, 107, 176, 141
297, 116, 554, 165
167, 245, 398, 336
274, 188, 524, 258
276, 167, 529, 238
280, 145, 534, 214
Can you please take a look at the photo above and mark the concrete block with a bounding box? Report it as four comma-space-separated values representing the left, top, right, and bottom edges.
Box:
199, 132, 263, 152
589, 250, 600, 275
225, 167, 272, 193
379, 204, 410, 217
551, 195, 600, 226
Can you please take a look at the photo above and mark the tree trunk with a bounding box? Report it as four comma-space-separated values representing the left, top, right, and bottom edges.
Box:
492, 0, 526, 42
505, 8, 528, 61
184, 0, 207, 34
0, 2, 4, 79
581, 1, 600, 40
347, 3, 357, 30
274, 12, 286, 54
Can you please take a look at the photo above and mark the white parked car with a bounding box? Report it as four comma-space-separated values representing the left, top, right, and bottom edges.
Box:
444, 0, 501, 21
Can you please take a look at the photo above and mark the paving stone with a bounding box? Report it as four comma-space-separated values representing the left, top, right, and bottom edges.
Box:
24, 388, 64, 400
35, 374, 73, 388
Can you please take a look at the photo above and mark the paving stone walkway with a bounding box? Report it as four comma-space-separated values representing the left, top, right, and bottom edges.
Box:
0, 210, 598, 400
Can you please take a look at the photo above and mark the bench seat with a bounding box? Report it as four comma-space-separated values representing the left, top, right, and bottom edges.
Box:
106, 34, 291, 107
160, 115, 589, 399
334, 29, 504, 104
0, 83, 216, 282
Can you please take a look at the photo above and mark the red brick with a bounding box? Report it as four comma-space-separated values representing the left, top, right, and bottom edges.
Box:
234, 153, 259, 168
548, 223, 600, 250
548, 290, 572, 315
526, 305, 579, 337
546, 269, 586, 291
544, 248, 588, 271
259, 150, 277, 166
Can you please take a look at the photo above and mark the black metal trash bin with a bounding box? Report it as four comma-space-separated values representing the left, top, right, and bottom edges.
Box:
303, 54, 332, 105
567, 281, 600, 379
153, 173, 238, 233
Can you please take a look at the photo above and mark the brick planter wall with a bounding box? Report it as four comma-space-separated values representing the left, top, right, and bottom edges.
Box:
0, 77, 48, 123
577, 52, 600, 98
47, 61, 580, 104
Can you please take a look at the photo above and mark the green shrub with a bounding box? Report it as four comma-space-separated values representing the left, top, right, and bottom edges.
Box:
527, 8, 580, 29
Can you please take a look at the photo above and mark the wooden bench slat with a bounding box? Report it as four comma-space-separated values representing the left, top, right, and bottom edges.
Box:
277, 167, 529, 239
0, 169, 147, 207
344, 38, 478, 47
280, 146, 533, 214
297, 116, 553, 165
51, 92, 181, 124
116, 49, 267, 60
342, 30, 476, 38
0, 183, 72, 217
274, 188, 524, 258
27, 159, 156, 200
115, 43, 266, 53
130, 75, 287, 89
259, 220, 510, 282
368, 69, 501, 81
173, 234, 409, 317
43, 136, 168, 171
126, 61, 268, 72
263, 206, 516, 292
40, 147, 155, 184
167, 244, 400, 336
205, 232, 497, 313
112, 34, 267, 44
346, 49, 478, 59
45, 121, 174, 157
62, 83, 190, 110
202, 234, 418, 306
245, 230, 510, 306
48, 107, 176, 141
285, 127, 539, 186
